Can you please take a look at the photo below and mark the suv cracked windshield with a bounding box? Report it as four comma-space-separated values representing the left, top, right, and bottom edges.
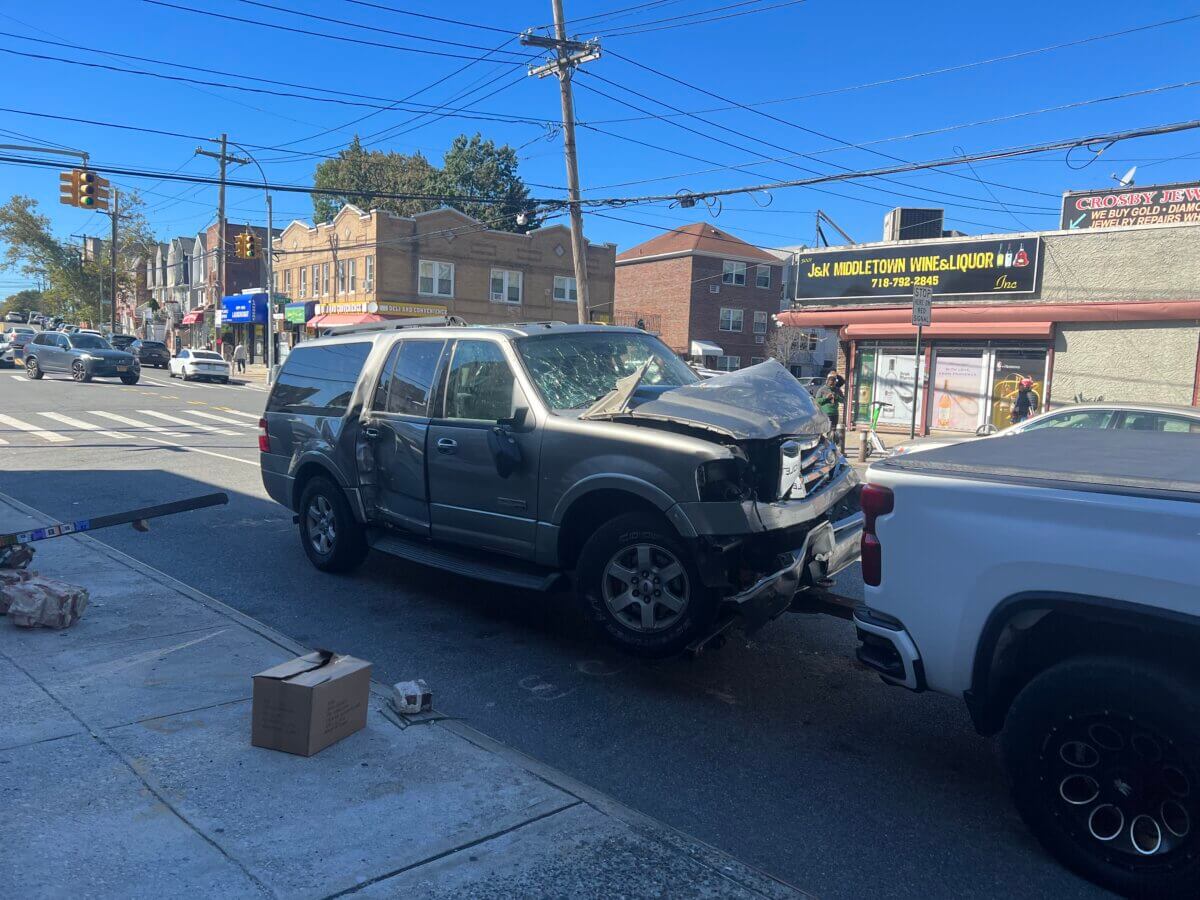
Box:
514, 330, 698, 410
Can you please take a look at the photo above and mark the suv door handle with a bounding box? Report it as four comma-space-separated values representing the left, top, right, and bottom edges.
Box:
363, 426, 380, 440
436, 437, 457, 454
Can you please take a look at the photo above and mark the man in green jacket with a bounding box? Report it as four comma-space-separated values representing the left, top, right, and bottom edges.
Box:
815, 372, 845, 425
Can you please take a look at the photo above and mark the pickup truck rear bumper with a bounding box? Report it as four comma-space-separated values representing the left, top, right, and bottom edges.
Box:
852, 608, 925, 691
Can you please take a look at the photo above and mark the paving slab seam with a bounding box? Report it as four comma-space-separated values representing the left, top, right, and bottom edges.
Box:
100, 694, 253, 732
0, 490, 805, 900
0, 727, 86, 754
320, 798, 586, 900
0, 644, 274, 898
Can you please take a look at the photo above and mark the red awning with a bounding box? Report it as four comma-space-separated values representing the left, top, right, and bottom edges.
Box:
306, 312, 385, 329
841, 321, 1054, 340
180, 310, 206, 325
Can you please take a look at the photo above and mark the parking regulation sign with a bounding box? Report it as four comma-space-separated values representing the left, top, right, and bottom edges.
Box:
912, 285, 932, 327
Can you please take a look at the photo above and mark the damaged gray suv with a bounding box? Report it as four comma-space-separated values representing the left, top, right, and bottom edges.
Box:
260, 320, 860, 656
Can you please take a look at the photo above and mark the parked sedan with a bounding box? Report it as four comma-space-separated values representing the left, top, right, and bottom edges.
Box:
131, 339, 171, 368
889, 401, 1200, 455
169, 348, 231, 383
24, 331, 140, 383
4, 326, 37, 365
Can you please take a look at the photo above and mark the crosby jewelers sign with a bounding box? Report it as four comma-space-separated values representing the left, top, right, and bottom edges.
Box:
1060, 181, 1200, 230
795, 237, 1041, 302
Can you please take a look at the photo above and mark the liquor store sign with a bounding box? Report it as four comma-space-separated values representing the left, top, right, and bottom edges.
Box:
1060, 181, 1200, 230
795, 237, 1040, 302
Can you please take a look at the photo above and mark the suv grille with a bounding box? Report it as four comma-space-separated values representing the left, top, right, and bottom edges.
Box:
779, 435, 839, 500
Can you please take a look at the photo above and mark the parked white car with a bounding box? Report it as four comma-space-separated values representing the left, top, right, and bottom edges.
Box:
169, 348, 231, 383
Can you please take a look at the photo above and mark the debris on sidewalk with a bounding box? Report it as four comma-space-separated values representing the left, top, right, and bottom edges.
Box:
0, 543, 35, 569
389, 679, 432, 715
2, 573, 89, 628
252, 650, 372, 757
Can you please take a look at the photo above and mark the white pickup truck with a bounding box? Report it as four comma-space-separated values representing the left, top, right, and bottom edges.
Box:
854, 428, 1200, 897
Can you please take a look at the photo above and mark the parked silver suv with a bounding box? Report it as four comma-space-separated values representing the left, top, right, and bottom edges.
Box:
260, 320, 860, 655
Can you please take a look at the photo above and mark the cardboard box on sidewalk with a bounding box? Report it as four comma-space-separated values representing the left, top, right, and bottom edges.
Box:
251, 651, 371, 757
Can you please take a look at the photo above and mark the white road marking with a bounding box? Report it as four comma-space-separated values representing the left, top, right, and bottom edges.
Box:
136, 410, 239, 436
0, 412, 72, 443
181, 409, 255, 427
9, 374, 24, 381
214, 407, 261, 421
37, 412, 129, 440
123, 433, 258, 467
88, 410, 187, 438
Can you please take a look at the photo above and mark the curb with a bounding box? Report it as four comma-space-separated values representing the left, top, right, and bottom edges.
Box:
0, 490, 808, 899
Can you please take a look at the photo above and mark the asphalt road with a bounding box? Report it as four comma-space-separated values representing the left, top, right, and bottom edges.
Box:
0, 363, 1106, 899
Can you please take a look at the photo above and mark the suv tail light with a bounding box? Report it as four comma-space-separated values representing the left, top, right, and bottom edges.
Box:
258, 418, 271, 453
860, 484, 894, 587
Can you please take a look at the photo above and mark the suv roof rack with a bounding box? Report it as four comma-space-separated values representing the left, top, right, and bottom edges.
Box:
497, 320, 571, 329
318, 315, 469, 337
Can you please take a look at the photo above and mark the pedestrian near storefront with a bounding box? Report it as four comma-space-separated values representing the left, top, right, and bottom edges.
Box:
233, 341, 248, 374
815, 372, 845, 423
1010, 378, 1038, 424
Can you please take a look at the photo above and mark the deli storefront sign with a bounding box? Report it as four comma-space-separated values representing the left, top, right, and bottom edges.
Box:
1060, 181, 1200, 230
795, 238, 1040, 302
314, 300, 449, 317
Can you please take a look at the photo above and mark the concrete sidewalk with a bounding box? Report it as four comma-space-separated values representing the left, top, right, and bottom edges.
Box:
0, 493, 802, 899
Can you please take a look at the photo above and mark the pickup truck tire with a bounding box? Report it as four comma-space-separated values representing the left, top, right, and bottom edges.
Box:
1002, 656, 1200, 898
298, 477, 368, 574
577, 512, 717, 658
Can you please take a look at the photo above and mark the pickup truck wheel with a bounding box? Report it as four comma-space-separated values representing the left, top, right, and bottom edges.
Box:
576, 512, 716, 658
1002, 656, 1200, 898
298, 477, 368, 573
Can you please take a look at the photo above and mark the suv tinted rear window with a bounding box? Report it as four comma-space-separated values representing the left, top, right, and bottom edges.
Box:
268, 342, 371, 415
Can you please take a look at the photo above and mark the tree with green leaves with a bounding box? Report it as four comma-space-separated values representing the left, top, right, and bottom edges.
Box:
310, 133, 538, 232
0, 288, 44, 317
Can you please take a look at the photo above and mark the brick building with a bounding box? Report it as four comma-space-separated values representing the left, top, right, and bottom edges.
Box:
614, 223, 785, 370
272, 205, 615, 336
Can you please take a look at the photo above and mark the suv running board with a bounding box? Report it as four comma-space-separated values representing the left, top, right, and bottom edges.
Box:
368, 529, 567, 592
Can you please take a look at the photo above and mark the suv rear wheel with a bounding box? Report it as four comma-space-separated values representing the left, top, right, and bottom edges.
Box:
298, 477, 368, 573
576, 512, 716, 657
1002, 656, 1200, 898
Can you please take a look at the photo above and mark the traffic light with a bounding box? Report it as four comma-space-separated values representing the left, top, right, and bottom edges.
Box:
78, 170, 97, 208
58, 169, 110, 210
59, 170, 77, 207
244, 232, 257, 259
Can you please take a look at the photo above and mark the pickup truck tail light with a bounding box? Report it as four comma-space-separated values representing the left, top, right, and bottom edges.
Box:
258, 418, 271, 453
860, 484, 894, 587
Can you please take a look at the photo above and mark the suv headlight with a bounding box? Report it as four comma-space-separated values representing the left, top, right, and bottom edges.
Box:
696, 459, 752, 502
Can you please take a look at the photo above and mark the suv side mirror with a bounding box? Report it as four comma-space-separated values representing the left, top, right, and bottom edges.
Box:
497, 406, 528, 429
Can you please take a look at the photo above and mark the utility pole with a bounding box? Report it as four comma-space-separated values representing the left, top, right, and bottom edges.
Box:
109, 188, 119, 334
522, 4, 600, 325
196, 135, 250, 350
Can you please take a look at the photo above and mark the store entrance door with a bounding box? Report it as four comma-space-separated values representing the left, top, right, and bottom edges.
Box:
988, 348, 1048, 430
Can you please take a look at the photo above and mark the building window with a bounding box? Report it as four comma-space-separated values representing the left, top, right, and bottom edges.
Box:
419, 259, 454, 297
348, 258, 357, 293
715, 355, 741, 371
321, 262, 330, 296
553, 275, 577, 303
751, 357, 765, 365
364, 255, 374, 291
336, 259, 347, 294
753, 310, 768, 334
273, 270, 281, 293
311, 264, 320, 297
722, 261, 746, 286
719, 307, 743, 332
755, 265, 771, 289
490, 268, 523, 304
283, 269, 292, 294
299, 266, 307, 298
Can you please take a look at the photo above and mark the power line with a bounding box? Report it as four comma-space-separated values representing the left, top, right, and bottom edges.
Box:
597, 0, 806, 36
139, 0, 531, 63
337, 0, 516, 35
559, 0, 686, 29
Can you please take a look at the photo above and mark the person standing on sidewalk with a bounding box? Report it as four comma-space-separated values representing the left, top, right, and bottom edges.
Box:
233, 341, 248, 375
1010, 377, 1038, 424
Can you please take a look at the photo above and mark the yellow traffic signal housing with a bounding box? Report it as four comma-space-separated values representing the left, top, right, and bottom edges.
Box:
244, 232, 257, 259
78, 170, 97, 208
59, 170, 79, 206
234, 232, 247, 258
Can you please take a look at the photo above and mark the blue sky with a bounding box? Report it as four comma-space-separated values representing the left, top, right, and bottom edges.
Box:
2, 0, 1199, 292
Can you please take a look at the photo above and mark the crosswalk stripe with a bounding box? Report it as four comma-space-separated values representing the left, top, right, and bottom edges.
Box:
136, 409, 238, 436
88, 410, 187, 438
0, 412, 72, 443
183, 410, 255, 427
37, 412, 129, 440
9, 374, 24, 381
215, 407, 261, 420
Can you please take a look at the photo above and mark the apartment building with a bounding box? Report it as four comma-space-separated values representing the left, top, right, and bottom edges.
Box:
272, 205, 615, 332
614, 223, 785, 371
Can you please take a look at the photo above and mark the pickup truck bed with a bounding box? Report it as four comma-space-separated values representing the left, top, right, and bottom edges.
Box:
876, 428, 1200, 502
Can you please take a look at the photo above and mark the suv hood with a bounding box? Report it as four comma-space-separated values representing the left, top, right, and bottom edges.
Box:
584, 359, 829, 440
76, 348, 135, 362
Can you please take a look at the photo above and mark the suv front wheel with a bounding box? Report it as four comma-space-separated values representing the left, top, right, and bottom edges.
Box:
298, 477, 368, 573
576, 512, 717, 657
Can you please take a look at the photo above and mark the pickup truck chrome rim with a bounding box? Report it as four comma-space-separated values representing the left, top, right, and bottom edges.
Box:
602, 543, 688, 633
305, 495, 336, 555
1045, 713, 1195, 862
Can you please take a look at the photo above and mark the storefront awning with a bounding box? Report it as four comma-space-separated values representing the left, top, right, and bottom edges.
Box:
180, 309, 206, 325
221, 292, 269, 325
306, 312, 385, 330
779, 300, 1200, 330
842, 322, 1054, 341
690, 340, 722, 357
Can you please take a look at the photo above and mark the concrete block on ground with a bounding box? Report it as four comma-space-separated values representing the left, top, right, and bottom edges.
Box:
104, 697, 577, 899
0, 733, 262, 899
0, 657, 83, 750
